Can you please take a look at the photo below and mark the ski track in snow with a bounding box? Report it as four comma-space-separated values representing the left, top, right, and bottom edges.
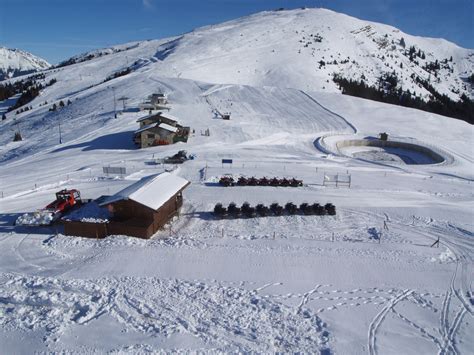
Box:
368, 289, 414, 355
0, 274, 330, 353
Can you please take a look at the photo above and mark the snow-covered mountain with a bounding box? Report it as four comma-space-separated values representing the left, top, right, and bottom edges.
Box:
0, 47, 50, 80
1, 8, 473, 354
49, 8, 473, 103
1, 7, 472, 160
154, 7, 473, 101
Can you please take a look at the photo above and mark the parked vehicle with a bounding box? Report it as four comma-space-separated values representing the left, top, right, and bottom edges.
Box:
285, 202, 298, 215
256, 203, 269, 216
214, 203, 226, 216
227, 202, 240, 216
270, 202, 283, 216
219, 175, 235, 187
325, 203, 336, 215
16, 189, 82, 226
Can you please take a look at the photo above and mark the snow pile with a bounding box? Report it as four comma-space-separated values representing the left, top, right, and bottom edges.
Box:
15, 211, 54, 226
431, 248, 457, 263
62, 201, 110, 223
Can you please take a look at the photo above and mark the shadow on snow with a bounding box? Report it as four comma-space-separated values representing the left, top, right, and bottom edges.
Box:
51, 131, 137, 153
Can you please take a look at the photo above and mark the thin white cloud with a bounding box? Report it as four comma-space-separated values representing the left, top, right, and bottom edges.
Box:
143, 0, 153, 9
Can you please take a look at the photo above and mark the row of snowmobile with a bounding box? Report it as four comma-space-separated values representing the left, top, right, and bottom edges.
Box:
214, 202, 336, 218
218, 175, 303, 187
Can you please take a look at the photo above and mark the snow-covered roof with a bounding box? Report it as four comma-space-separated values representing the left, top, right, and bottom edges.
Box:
138, 102, 155, 107
158, 123, 178, 133
136, 113, 158, 123
99, 172, 190, 210
62, 201, 110, 223
157, 111, 180, 122
136, 111, 179, 123
134, 123, 158, 134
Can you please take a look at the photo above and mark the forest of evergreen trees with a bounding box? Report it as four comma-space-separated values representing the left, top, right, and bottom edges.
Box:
0, 74, 57, 113
333, 74, 474, 124
103, 67, 132, 83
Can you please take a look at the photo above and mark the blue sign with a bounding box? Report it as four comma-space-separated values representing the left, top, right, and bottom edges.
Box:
222, 159, 233, 164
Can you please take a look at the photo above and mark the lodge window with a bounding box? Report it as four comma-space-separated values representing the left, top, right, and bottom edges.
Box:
147, 134, 155, 139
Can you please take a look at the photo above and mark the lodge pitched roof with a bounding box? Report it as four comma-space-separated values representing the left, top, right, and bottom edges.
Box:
136, 111, 180, 123
99, 172, 190, 210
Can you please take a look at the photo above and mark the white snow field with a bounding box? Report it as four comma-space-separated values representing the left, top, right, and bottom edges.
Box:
1, 7, 473, 355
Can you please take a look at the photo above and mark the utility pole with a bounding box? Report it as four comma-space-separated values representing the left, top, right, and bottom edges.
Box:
112, 87, 117, 118
59, 120, 62, 144
118, 96, 129, 111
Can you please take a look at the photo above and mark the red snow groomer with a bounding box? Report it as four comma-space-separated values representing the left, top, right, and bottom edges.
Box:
16, 189, 82, 226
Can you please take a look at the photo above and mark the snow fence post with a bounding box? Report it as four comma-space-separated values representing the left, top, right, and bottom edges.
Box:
221, 228, 224, 238
430, 237, 440, 248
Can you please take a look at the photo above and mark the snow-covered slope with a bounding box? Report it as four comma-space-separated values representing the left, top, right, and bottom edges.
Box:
3, 7, 472, 112
49, 7, 471, 102
153, 8, 473, 101
0, 47, 50, 80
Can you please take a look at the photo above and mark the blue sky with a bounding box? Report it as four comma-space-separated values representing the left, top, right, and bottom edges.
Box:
0, 0, 472, 64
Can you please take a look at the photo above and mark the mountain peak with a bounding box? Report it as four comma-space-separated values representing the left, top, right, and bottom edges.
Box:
0, 47, 51, 80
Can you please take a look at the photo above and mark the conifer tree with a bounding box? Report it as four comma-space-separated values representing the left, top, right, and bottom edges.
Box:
399, 37, 406, 48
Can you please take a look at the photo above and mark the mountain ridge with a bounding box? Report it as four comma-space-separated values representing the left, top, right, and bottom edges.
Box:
2, 7, 473, 126
0, 47, 50, 80
52, 8, 473, 103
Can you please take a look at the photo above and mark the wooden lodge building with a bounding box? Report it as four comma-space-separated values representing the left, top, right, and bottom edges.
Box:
133, 112, 190, 148
63, 173, 190, 239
